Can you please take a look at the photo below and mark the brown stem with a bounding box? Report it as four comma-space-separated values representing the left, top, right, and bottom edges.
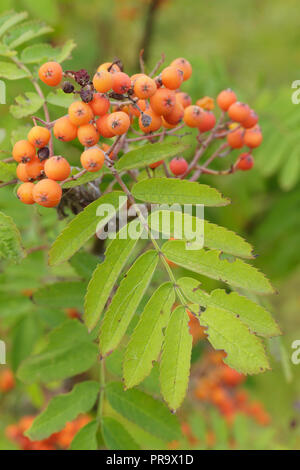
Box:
149, 53, 166, 77
137, 0, 161, 67
0, 179, 18, 188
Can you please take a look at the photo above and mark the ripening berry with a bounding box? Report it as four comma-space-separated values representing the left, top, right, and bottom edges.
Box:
44, 156, 71, 181
162, 116, 177, 129
221, 365, 244, 386
244, 128, 263, 148
139, 109, 162, 133
198, 111, 216, 132
92, 70, 113, 93
164, 102, 184, 125
161, 66, 184, 90
112, 72, 131, 94
53, 116, 78, 142
0, 369, 15, 392
80, 148, 105, 172
89, 93, 110, 116
25, 157, 44, 181
12, 140, 36, 163
38, 61, 63, 87
28, 126, 51, 148
175, 92, 192, 108
216, 89, 237, 111
196, 96, 215, 111
98, 62, 121, 73
170, 157, 188, 176
131, 73, 145, 84
236, 152, 254, 171
183, 105, 202, 127
170, 58, 192, 81
68, 101, 94, 126
227, 128, 244, 148
33, 179, 62, 207
129, 99, 147, 117
228, 102, 250, 123
77, 123, 99, 147
242, 109, 258, 129
149, 160, 164, 169
96, 114, 115, 138
17, 182, 35, 205
133, 75, 157, 99
150, 88, 176, 116
107, 111, 130, 135
16, 163, 29, 182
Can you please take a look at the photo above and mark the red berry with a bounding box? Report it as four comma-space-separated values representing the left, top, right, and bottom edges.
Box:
228, 102, 250, 123
169, 157, 188, 176
236, 153, 254, 171
217, 89, 237, 111
198, 111, 216, 132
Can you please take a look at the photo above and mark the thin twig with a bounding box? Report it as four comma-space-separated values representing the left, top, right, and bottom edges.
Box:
149, 52, 166, 77
0, 179, 18, 188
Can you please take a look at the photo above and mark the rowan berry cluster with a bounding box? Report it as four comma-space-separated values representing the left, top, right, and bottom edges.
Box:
194, 351, 270, 426
5, 414, 90, 450
12, 56, 262, 208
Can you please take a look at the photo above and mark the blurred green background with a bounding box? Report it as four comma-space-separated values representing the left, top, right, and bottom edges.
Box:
0, 0, 299, 450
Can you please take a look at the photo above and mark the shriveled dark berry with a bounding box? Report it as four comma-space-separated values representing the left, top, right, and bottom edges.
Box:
62, 81, 75, 94
141, 112, 152, 128
80, 86, 94, 103
74, 69, 90, 86
37, 147, 50, 161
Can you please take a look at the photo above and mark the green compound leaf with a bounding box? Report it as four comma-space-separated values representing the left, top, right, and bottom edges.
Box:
100, 250, 158, 357
17, 320, 98, 384
70, 420, 98, 450
149, 210, 254, 258
3, 20, 53, 48
160, 306, 193, 412
178, 277, 281, 338
115, 141, 188, 171
26, 381, 99, 441
0, 11, 28, 38
123, 282, 175, 389
0, 211, 24, 263
0, 161, 17, 181
199, 306, 270, 374
21, 39, 76, 64
132, 177, 230, 207
49, 191, 126, 266
102, 417, 140, 450
105, 382, 181, 441
84, 221, 142, 331
10, 92, 44, 119
162, 240, 274, 294
33, 281, 88, 310
0, 61, 30, 79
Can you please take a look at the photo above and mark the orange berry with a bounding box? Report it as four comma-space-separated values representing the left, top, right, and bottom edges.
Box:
217, 89, 237, 111
131, 73, 145, 83
242, 109, 258, 129
107, 111, 130, 135
183, 105, 202, 127
196, 96, 215, 111
170, 58, 192, 81
112, 71, 132, 94
175, 92, 192, 108
89, 93, 110, 116
38, 61, 63, 87
44, 156, 71, 181
133, 75, 157, 99
68, 101, 93, 126
139, 108, 162, 133
28, 126, 51, 148
227, 127, 244, 148
12, 140, 36, 163
98, 62, 121, 73
164, 102, 184, 125
198, 111, 216, 132
161, 66, 183, 89
16, 163, 29, 182
0, 369, 15, 392
77, 123, 99, 147
149, 160, 164, 169
228, 102, 250, 123
80, 148, 105, 172
170, 157, 188, 176
53, 116, 78, 142
17, 182, 35, 205
25, 156, 44, 181
129, 99, 147, 117
33, 179, 62, 208
236, 152, 254, 171
92, 70, 113, 93
96, 114, 115, 138
244, 128, 263, 148
162, 117, 177, 129
221, 365, 244, 386
150, 88, 176, 116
